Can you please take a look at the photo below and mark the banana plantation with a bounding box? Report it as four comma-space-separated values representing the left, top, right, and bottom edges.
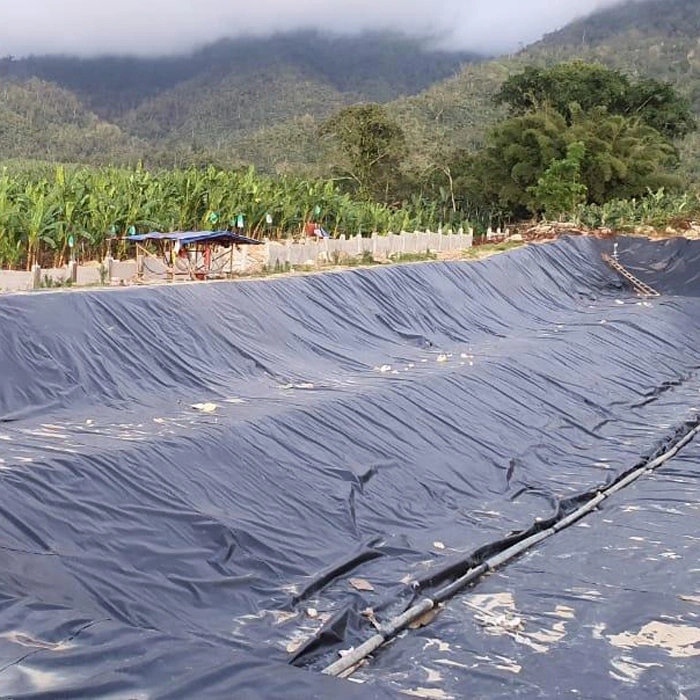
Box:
576, 189, 700, 231
1, 162, 698, 271
0, 164, 457, 270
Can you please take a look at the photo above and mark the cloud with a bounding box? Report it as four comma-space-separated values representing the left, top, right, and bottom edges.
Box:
1, 0, 621, 57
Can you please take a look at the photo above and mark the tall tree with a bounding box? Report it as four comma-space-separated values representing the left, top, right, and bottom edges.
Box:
457, 105, 680, 217
568, 106, 680, 203
495, 61, 695, 140
455, 109, 568, 217
319, 104, 407, 202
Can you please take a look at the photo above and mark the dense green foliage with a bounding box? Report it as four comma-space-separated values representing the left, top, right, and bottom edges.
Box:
383, 0, 700, 180
576, 188, 700, 230
0, 164, 465, 270
494, 62, 696, 139
319, 104, 407, 201
455, 61, 690, 218
528, 141, 588, 220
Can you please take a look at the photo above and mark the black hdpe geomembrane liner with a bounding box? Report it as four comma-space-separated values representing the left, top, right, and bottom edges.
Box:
0, 236, 698, 698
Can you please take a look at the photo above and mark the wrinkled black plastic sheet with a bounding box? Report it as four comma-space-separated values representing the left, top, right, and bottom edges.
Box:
0, 236, 698, 698
362, 440, 700, 699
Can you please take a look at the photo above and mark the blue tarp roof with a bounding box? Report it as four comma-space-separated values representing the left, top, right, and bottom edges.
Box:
127, 231, 263, 245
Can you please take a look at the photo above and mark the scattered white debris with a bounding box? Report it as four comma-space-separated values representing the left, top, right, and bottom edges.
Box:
422, 667, 443, 683
554, 606, 576, 620
401, 687, 454, 699
191, 402, 219, 413
608, 621, 700, 658
286, 639, 304, 654
349, 578, 375, 592
609, 656, 662, 684
424, 639, 451, 653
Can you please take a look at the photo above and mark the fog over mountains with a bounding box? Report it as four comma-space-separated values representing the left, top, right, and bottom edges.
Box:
3, 0, 623, 56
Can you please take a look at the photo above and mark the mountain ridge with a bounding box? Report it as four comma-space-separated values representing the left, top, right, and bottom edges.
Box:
2, 0, 699, 175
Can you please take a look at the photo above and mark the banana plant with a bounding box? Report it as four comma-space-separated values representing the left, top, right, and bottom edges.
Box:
18, 182, 61, 269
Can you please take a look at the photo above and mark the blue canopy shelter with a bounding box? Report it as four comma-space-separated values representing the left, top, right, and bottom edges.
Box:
125, 230, 264, 281
128, 231, 263, 246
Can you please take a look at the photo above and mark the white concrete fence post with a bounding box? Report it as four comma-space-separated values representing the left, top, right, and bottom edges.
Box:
31, 264, 41, 290
104, 255, 114, 283
67, 260, 78, 284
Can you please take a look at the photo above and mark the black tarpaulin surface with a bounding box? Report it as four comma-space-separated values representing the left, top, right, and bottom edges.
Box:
0, 235, 699, 698
362, 440, 700, 699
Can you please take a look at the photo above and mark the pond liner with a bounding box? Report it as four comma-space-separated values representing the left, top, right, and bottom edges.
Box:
320, 418, 700, 678
0, 235, 699, 698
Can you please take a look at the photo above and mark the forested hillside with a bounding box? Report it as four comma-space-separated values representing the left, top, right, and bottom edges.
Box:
206, 0, 700, 176
0, 32, 477, 166
0, 79, 143, 163
378, 0, 700, 172
1, 0, 699, 178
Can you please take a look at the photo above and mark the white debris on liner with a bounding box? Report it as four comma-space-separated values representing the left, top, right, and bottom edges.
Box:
424, 639, 451, 653
608, 621, 700, 658
400, 687, 454, 699
553, 605, 576, 620
422, 667, 443, 683
191, 402, 219, 413
466, 592, 572, 653
349, 578, 375, 592
609, 657, 662, 684
1, 631, 75, 652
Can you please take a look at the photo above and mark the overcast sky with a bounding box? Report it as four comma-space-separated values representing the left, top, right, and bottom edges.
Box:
1, 0, 622, 57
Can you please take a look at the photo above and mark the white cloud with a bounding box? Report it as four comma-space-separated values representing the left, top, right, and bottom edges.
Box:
0, 0, 622, 57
